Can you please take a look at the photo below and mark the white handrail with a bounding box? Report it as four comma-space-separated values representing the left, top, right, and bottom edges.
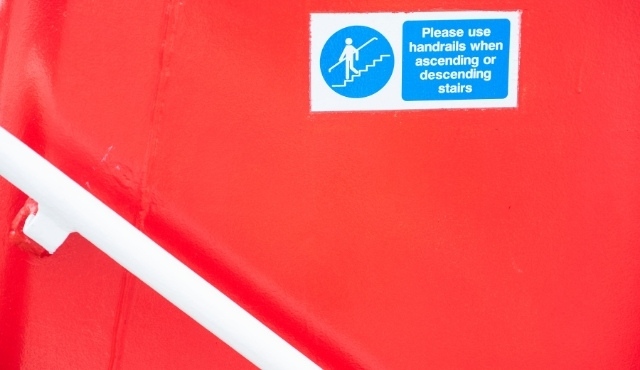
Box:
0, 126, 320, 370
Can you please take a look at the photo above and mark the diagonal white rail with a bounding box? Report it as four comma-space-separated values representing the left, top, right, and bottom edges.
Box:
0, 126, 320, 370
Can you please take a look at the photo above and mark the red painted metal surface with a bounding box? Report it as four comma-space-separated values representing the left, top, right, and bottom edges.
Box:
1, 0, 640, 368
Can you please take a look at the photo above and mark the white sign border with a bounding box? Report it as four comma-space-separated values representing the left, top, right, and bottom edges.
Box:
310, 11, 521, 112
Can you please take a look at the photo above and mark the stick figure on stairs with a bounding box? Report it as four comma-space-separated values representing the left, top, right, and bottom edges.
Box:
339, 38, 360, 80
320, 26, 394, 98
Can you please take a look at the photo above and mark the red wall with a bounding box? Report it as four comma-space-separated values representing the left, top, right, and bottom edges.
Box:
1, 0, 639, 368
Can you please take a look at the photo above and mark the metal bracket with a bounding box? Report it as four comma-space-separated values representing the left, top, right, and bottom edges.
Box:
23, 204, 73, 254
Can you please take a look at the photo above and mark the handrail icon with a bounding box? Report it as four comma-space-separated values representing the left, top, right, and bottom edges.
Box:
327, 37, 379, 73
318, 25, 394, 99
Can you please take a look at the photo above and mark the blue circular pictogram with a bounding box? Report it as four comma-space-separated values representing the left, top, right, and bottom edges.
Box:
320, 26, 394, 98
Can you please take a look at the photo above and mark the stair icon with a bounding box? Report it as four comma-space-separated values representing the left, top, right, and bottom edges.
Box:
331, 54, 391, 88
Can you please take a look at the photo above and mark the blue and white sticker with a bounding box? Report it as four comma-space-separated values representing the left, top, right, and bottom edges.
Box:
310, 11, 521, 112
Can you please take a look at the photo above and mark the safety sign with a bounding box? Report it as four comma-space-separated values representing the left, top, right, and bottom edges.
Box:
310, 11, 520, 112
320, 26, 395, 98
